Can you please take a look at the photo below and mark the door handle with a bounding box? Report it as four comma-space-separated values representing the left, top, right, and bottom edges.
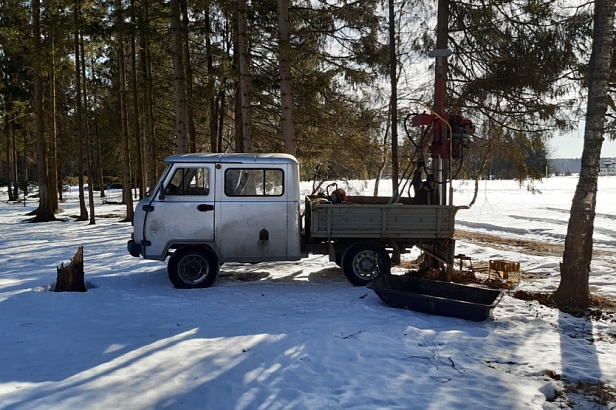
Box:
197, 204, 214, 212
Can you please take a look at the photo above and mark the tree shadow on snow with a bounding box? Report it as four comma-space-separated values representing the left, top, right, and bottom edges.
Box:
216, 263, 346, 285
0, 271, 410, 409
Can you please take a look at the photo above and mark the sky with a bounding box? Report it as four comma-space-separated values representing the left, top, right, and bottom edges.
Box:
0, 177, 615, 409
548, 122, 616, 159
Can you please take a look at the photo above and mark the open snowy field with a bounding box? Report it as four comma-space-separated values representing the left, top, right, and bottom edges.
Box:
0, 176, 615, 409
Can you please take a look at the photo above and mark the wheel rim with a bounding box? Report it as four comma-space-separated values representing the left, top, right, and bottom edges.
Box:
178, 254, 209, 284
351, 250, 380, 280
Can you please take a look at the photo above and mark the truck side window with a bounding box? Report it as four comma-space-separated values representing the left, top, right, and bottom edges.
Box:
165, 167, 210, 196
225, 168, 283, 197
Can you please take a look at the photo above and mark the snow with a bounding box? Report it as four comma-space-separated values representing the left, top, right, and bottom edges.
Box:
1, 177, 615, 409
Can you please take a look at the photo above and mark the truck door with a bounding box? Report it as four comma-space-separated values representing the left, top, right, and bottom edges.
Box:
142, 165, 215, 258
216, 165, 291, 262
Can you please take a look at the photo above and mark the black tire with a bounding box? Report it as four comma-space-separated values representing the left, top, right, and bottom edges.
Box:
341, 243, 391, 286
167, 247, 220, 289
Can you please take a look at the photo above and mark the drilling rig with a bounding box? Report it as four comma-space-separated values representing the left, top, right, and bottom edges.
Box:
388, 0, 475, 268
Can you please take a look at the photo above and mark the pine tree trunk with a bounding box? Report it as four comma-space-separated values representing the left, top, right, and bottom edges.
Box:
374, 110, 391, 197
234, 82, 243, 152
130, 0, 144, 199
91, 91, 106, 199
181, 0, 197, 152
238, 0, 252, 152
388, 0, 399, 195
81, 35, 96, 225
140, 0, 157, 192
278, 0, 295, 156
49, 32, 59, 213
4, 124, 15, 202
556, 0, 615, 309
75, 5, 89, 222
206, 0, 218, 153
11, 126, 18, 200
170, 0, 189, 154
232, 9, 243, 153
31, 0, 56, 223
116, 0, 134, 222
217, 88, 225, 151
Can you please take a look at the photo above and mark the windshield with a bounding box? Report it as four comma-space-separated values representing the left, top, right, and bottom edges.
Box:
145, 164, 172, 197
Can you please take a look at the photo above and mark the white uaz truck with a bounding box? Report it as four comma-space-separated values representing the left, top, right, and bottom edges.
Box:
127, 153, 457, 288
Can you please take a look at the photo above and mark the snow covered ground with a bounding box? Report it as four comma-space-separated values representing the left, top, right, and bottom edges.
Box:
0, 176, 615, 409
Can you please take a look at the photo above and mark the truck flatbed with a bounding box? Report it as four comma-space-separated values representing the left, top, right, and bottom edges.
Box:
305, 196, 456, 241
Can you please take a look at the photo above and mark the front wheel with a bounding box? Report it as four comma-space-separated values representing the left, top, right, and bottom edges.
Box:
341, 243, 391, 286
168, 247, 220, 289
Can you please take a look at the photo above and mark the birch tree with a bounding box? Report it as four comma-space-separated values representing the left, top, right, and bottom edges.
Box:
555, 0, 616, 310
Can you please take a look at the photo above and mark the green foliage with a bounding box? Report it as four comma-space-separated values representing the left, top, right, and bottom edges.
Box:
448, 0, 592, 123
435, 0, 592, 181
0, 0, 600, 194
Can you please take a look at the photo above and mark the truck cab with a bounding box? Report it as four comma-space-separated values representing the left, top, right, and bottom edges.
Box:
128, 153, 302, 288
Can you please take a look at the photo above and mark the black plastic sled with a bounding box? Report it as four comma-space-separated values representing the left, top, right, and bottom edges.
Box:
368, 274, 504, 321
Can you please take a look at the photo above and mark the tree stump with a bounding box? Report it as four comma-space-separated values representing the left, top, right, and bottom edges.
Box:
55, 246, 87, 292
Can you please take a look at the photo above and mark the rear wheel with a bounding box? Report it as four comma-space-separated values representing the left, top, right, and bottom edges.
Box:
168, 247, 220, 289
341, 243, 391, 286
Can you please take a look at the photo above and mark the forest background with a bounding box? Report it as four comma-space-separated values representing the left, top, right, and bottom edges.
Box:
0, 0, 613, 221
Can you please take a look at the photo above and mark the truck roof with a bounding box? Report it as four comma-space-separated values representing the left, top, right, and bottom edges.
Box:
164, 153, 298, 164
